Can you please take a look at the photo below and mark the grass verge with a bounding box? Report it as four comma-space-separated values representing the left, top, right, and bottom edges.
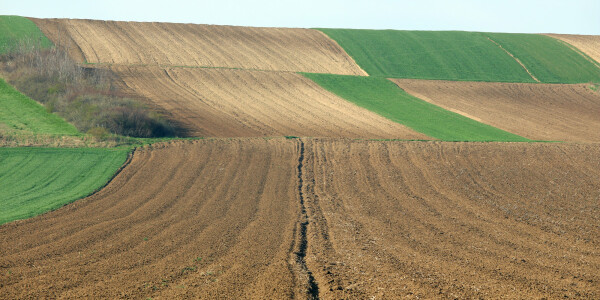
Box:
303, 73, 530, 142
0, 147, 129, 224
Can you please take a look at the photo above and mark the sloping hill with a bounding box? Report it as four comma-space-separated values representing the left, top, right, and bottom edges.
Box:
318, 29, 600, 83
0, 15, 52, 54
113, 66, 427, 139
0, 78, 78, 136
304, 74, 529, 142
31, 18, 366, 75
392, 79, 600, 142
545, 33, 600, 66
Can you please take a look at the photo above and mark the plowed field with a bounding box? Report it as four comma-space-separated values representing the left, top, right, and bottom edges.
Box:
546, 34, 600, 65
391, 79, 600, 142
30, 18, 366, 75
113, 66, 426, 139
2, 139, 599, 299
0, 139, 305, 299
304, 139, 600, 299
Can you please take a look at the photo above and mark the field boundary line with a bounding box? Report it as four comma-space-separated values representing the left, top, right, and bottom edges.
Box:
486, 36, 540, 83
83, 147, 136, 200
294, 139, 320, 299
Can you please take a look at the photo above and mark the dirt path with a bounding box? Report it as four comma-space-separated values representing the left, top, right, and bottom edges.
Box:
485, 36, 540, 82
392, 79, 600, 142
30, 18, 367, 75
546, 34, 600, 67
1, 139, 599, 298
113, 66, 427, 139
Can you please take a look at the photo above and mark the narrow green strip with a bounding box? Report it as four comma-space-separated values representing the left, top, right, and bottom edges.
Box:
303, 73, 530, 142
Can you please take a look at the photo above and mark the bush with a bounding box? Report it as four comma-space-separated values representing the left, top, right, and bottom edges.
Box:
0, 40, 176, 138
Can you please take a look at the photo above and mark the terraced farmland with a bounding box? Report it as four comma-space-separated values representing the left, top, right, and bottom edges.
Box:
1, 139, 598, 299
113, 66, 425, 139
0, 147, 129, 224
31, 18, 366, 75
304, 74, 528, 141
392, 79, 600, 142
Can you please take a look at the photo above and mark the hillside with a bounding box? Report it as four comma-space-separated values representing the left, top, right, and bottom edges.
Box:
392, 79, 600, 142
318, 28, 600, 83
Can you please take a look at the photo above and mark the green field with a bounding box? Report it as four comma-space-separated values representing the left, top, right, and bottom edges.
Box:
317, 29, 535, 82
0, 78, 79, 136
0, 15, 52, 54
483, 33, 600, 83
318, 28, 600, 83
304, 73, 530, 142
0, 147, 129, 224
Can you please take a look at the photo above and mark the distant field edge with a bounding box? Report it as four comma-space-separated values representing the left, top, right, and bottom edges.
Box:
302, 73, 530, 142
0, 147, 131, 225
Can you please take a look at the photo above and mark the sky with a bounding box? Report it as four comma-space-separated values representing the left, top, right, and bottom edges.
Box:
2, 0, 599, 35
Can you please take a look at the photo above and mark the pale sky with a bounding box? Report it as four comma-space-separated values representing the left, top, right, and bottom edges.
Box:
2, 0, 599, 35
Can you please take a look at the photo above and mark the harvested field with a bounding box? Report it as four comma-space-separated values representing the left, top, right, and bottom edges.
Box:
0, 139, 305, 299
546, 34, 600, 66
391, 79, 600, 142
30, 18, 366, 75
113, 66, 426, 139
2, 138, 599, 299
304, 139, 600, 299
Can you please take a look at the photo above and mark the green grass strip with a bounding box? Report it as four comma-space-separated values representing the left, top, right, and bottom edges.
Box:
0, 78, 79, 135
0, 147, 129, 224
0, 15, 52, 54
303, 73, 530, 142
317, 28, 535, 82
483, 33, 600, 83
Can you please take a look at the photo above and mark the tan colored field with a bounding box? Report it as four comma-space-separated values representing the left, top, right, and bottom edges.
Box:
113, 66, 426, 139
30, 18, 366, 75
2, 138, 599, 299
546, 34, 600, 65
392, 79, 600, 142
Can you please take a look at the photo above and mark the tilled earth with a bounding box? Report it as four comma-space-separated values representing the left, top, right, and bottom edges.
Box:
392, 79, 600, 142
1, 138, 599, 299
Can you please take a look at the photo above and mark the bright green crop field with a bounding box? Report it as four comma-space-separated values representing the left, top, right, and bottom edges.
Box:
318, 28, 600, 83
0, 78, 79, 136
483, 33, 600, 83
0, 147, 129, 224
0, 15, 52, 54
317, 29, 535, 82
304, 73, 530, 142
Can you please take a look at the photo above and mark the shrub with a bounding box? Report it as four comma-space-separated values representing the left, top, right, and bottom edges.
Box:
0, 40, 176, 138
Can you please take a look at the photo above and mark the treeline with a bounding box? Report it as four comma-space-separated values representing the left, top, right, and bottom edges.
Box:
0, 39, 176, 138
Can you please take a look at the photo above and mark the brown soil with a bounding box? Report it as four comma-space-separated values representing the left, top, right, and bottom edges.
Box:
113, 66, 426, 139
391, 79, 600, 142
2, 139, 599, 299
0, 138, 307, 299
546, 34, 600, 66
30, 18, 367, 75
304, 139, 600, 299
